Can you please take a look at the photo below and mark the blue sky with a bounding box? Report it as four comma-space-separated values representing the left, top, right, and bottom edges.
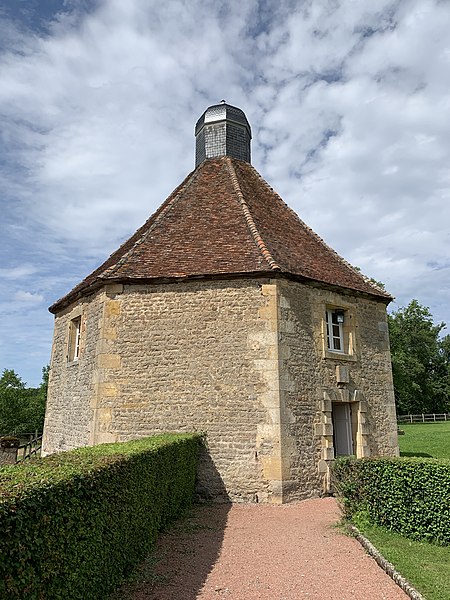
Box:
1, 0, 450, 386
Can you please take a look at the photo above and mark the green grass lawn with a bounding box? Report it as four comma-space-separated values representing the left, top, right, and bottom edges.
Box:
348, 421, 450, 599
354, 516, 450, 600
398, 421, 450, 459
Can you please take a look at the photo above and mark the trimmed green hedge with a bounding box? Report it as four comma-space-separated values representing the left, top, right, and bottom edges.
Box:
332, 456, 450, 546
0, 433, 201, 599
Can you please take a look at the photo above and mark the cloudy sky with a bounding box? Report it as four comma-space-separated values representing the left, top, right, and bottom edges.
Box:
1, 0, 449, 387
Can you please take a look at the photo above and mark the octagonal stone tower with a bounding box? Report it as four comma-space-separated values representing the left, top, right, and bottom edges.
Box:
43, 102, 399, 504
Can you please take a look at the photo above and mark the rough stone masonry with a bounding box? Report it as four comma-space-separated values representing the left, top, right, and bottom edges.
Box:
43, 277, 398, 503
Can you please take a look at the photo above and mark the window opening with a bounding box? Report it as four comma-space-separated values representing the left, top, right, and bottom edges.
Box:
326, 309, 344, 353
68, 316, 81, 362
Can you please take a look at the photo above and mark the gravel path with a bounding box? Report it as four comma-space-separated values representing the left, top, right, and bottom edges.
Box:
116, 497, 408, 600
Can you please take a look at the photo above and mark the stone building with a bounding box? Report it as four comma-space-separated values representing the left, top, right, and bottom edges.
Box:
42, 103, 399, 503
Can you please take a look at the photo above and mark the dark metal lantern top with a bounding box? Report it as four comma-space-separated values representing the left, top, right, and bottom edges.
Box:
195, 103, 252, 167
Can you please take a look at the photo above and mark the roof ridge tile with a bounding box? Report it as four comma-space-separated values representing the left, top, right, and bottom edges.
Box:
246, 162, 391, 299
225, 157, 281, 272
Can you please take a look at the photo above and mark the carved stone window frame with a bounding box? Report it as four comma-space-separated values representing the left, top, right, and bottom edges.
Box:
322, 304, 357, 362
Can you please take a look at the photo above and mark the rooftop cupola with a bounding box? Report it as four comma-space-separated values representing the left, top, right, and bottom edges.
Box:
195, 101, 252, 167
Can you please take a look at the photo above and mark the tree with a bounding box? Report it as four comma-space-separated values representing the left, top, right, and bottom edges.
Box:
0, 369, 27, 434
0, 367, 48, 435
388, 300, 450, 415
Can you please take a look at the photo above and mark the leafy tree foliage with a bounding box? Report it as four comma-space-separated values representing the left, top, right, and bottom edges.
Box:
0, 366, 48, 434
388, 300, 450, 415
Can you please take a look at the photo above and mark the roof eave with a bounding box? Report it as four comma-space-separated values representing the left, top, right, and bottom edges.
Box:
49, 269, 392, 315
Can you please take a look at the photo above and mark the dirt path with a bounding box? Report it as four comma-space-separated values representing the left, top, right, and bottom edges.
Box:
115, 497, 408, 600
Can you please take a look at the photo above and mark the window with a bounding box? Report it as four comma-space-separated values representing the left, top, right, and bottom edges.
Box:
68, 316, 81, 362
322, 304, 356, 360
326, 309, 344, 353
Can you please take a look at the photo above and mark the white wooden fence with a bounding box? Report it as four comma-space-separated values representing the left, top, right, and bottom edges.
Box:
397, 413, 450, 424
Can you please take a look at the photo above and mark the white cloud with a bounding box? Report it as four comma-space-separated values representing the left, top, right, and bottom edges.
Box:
1, 0, 450, 384
0, 265, 38, 280
13, 291, 44, 304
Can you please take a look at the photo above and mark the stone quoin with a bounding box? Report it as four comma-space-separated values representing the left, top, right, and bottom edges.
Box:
42, 103, 399, 503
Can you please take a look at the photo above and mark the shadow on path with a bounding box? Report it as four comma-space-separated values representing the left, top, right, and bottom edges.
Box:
112, 497, 409, 600
112, 503, 231, 600
111, 452, 231, 600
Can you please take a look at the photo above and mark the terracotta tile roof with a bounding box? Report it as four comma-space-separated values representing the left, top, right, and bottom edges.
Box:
50, 157, 391, 313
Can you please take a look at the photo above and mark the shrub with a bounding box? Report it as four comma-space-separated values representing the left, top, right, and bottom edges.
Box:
332, 456, 450, 545
0, 433, 201, 599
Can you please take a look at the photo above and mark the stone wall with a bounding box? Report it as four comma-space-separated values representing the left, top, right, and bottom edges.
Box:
43, 293, 103, 454
276, 280, 323, 501
110, 279, 285, 502
43, 276, 398, 502
277, 280, 399, 500
44, 278, 284, 503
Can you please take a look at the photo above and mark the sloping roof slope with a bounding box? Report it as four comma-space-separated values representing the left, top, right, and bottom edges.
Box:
50, 157, 391, 313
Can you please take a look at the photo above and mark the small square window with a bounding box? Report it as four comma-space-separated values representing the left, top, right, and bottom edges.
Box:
68, 316, 81, 362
